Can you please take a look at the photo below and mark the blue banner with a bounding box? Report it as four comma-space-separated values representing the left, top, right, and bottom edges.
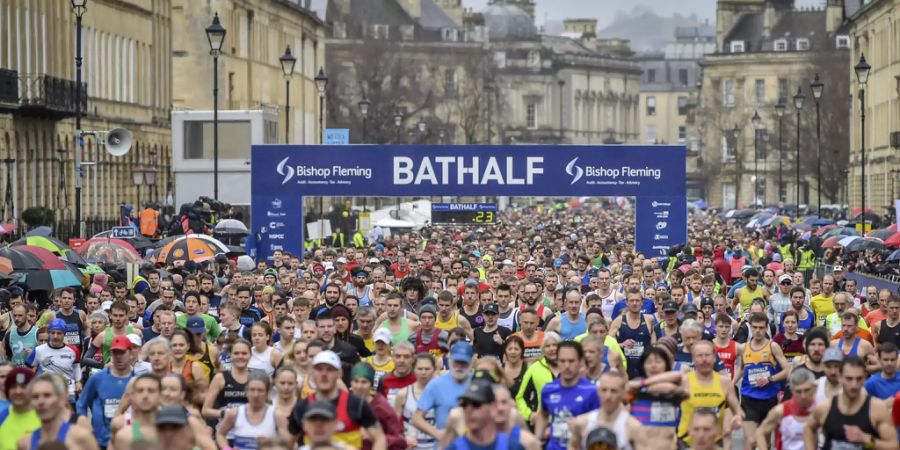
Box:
251, 145, 687, 259
431, 203, 497, 212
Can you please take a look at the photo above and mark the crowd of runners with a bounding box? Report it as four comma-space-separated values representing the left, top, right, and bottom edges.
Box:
0, 203, 897, 450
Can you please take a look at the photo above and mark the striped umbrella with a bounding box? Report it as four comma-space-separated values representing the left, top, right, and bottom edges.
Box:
0, 248, 46, 271
77, 238, 142, 264
156, 236, 218, 265
13, 246, 68, 270
0, 256, 13, 275
11, 236, 70, 255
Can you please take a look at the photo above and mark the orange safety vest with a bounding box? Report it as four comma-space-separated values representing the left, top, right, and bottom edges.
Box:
139, 208, 159, 236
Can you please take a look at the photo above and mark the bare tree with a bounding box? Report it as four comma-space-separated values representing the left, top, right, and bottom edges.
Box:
799, 51, 851, 205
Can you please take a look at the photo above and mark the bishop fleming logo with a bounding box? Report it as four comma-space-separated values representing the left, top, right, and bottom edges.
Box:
276, 157, 295, 185
565, 157, 584, 185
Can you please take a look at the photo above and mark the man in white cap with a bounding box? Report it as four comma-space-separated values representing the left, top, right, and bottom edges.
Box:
768, 274, 794, 326
285, 350, 385, 450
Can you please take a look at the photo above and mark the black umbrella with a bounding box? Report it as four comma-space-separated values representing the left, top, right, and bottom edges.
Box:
0, 248, 45, 271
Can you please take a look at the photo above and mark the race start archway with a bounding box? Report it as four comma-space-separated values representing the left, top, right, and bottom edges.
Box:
250, 145, 686, 261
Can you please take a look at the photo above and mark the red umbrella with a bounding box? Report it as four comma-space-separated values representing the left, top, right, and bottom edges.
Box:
0, 224, 15, 235
13, 246, 68, 270
821, 236, 841, 249
814, 224, 838, 236
885, 233, 900, 247
889, 224, 898, 232
850, 207, 875, 217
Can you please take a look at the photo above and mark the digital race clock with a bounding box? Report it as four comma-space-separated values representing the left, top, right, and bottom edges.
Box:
430, 203, 497, 225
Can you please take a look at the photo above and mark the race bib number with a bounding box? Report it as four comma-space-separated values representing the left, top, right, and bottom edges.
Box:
104, 398, 120, 419
830, 441, 862, 450
551, 420, 569, 442
233, 436, 259, 449
650, 402, 677, 423
747, 367, 770, 385
65, 332, 80, 345
624, 343, 644, 358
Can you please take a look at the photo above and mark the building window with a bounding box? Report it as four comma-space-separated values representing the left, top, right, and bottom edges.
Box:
679, 69, 689, 87
333, 22, 347, 39
730, 41, 745, 53
399, 25, 414, 41
526, 103, 537, 129
677, 96, 688, 115
646, 124, 657, 143
647, 69, 656, 83
724, 183, 736, 209
527, 51, 540, 68
756, 177, 767, 204
646, 96, 656, 116
724, 80, 735, 107
444, 69, 458, 97
755, 129, 768, 159
723, 131, 737, 161
836, 35, 850, 49
678, 126, 687, 143
774, 39, 788, 51
778, 78, 788, 104
796, 38, 810, 51
442, 28, 459, 42
372, 24, 389, 40
755, 79, 765, 105
494, 51, 506, 68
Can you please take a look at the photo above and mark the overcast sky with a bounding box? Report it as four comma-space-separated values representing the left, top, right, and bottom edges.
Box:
463, 0, 826, 28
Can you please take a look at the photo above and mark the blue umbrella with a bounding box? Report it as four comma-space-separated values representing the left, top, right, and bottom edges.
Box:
888, 249, 900, 262
19, 268, 82, 290
810, 218, 836, 227
25, 226, 52, 237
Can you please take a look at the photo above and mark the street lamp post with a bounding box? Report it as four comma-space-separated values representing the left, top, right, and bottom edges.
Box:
775, 102, 786, 203
417, 121, 427, 144
793, 87, 805, 219
855, 55, 871, 234
132, 166, 145, 208
394, 112, 403, 144
810, 73, 824, 216
71, 0, 87, 235
558, 79, 565, 140
315, 68, 328, 144
206, 13, 226, 201
358, 96, 370, 143
752, 110, 762, 207
280, 46, 297, 144
731, 124, 740, 208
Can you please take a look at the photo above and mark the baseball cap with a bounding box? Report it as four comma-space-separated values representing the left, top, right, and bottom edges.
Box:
458, 379, 495, 406
585, 426, 618, 449
323, 262, 334, 271
823, 347, 843, 364
779, 274, 793, 284
263, 268, 277, 278
662, 300, 679, 312
682, 304, 698, 314
368, 257, 380, 264
336, 257, 348, 264
772, 253, 782, 262
312, 350, 341, 370
449, 341, 474, 364
700, 297, 715, 308
110, 335, 133, 351
304, 400, 337, 421
4, 367, 34, 396
126, 333, 142, 348
482, 303, 499, 315
48, 319, 67, 333
186, 316, 206, 334
833, 265, 844, 272
374, 328, 392, 344
155, 405, 190, 426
